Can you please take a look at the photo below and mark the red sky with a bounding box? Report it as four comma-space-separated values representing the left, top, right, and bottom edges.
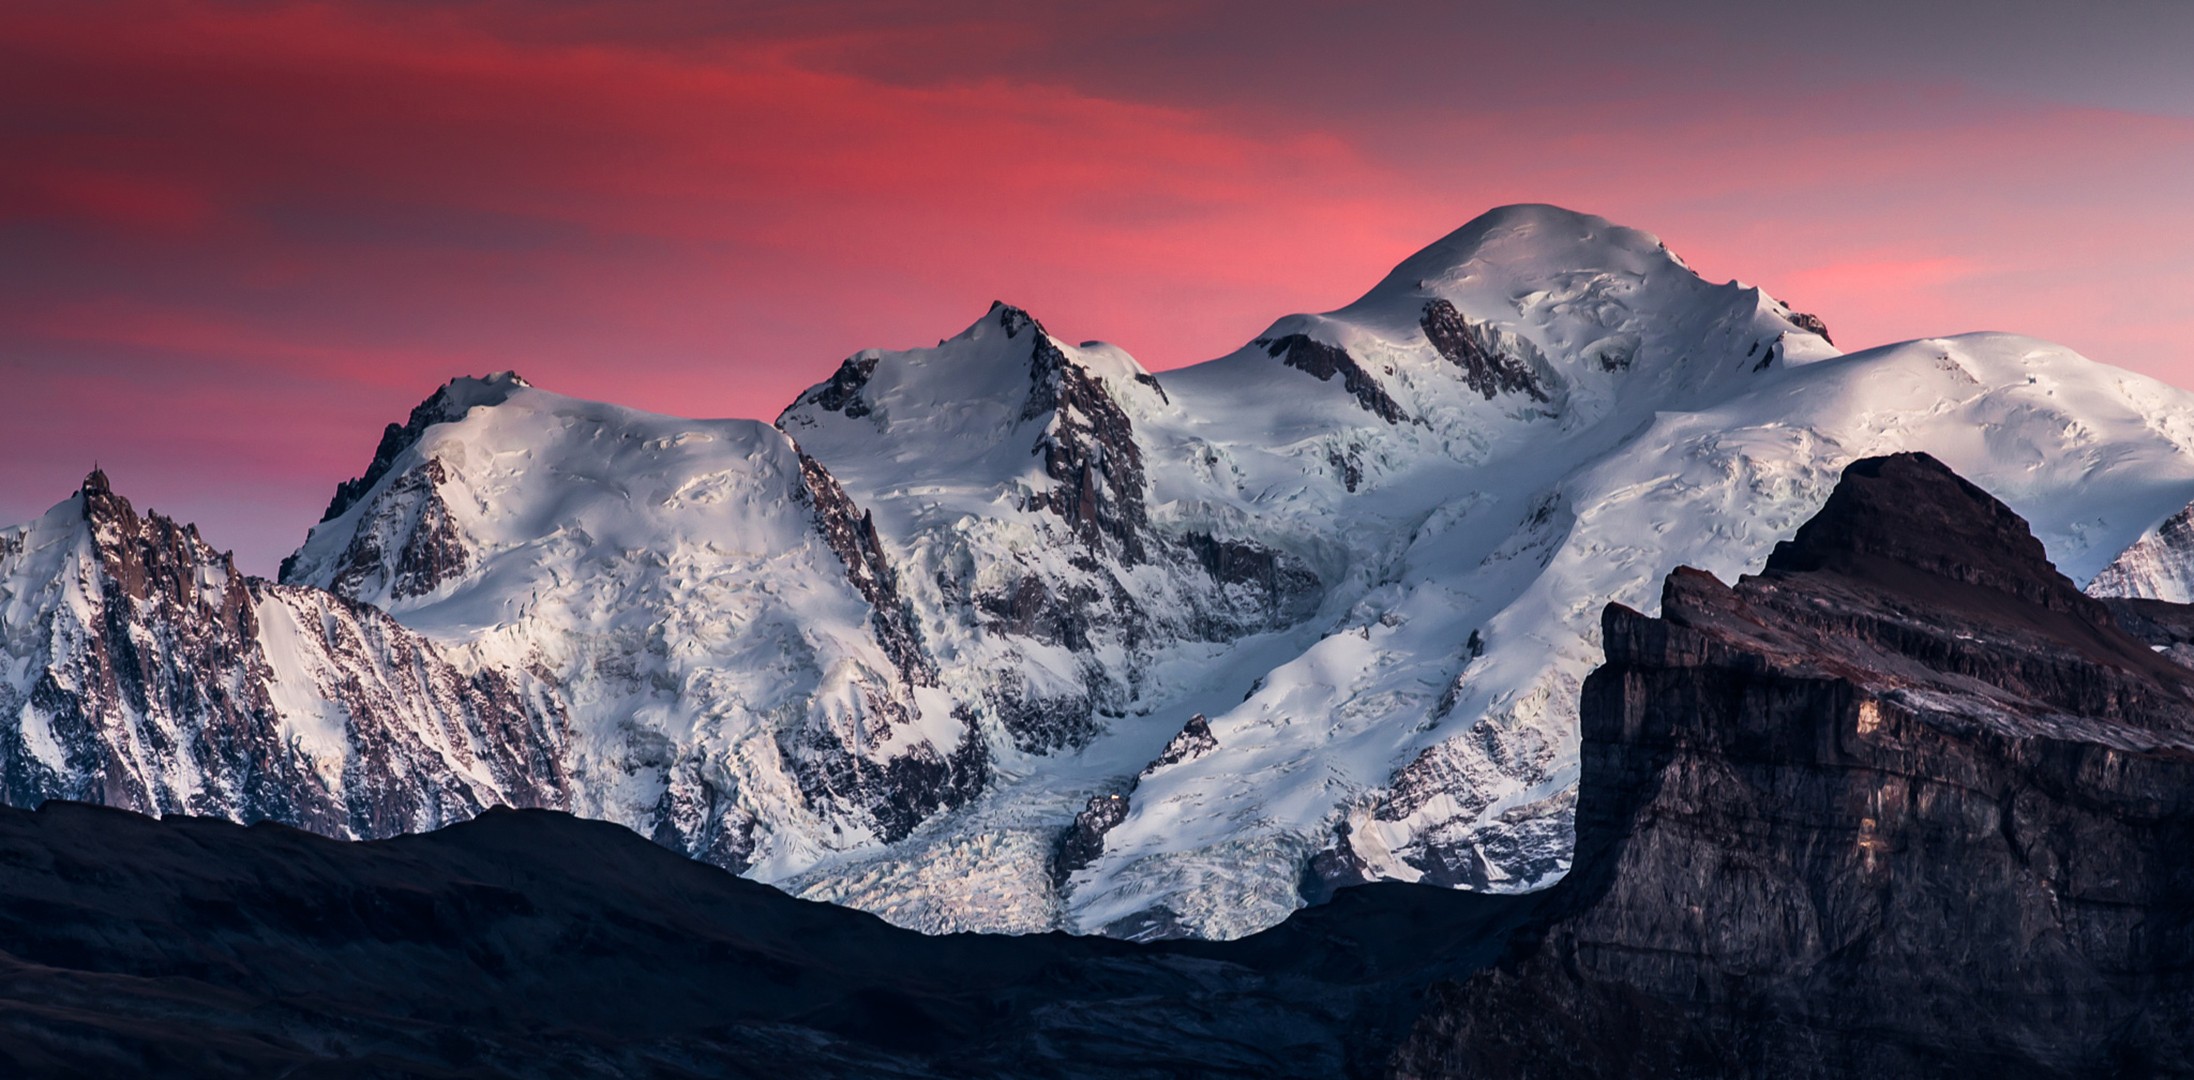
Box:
5, 0, 2192, 572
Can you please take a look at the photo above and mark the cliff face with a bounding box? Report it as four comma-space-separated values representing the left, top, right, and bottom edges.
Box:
1395, 452, 2194, 1078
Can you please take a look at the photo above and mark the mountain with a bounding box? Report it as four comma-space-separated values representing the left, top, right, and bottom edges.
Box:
13, 204, 2194, 939
8, 455, 2190, 1078
1396, 453, 2194, 1076
0, 469, 567, 834
279, 375, 987, 876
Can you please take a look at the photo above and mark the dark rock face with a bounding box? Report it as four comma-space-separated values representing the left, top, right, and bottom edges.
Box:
1183, 533, 1325, 630
807, 353, 882, 418
1052, 712, 1221, 887
792, 448, 937, 687
1328, 445, 1365, 492
1260, 333, 1409, 423
1146, 712, 1217, 772
1787, 309, 1834, 344
322, 457, 473, 602
1053, 789, 1131, 885
777, 698, 989, 846
981, 664, 1103, 753
1394, 452, 2194, 1078
1419, 300, 1550, 403
1009, 305, 1152, 560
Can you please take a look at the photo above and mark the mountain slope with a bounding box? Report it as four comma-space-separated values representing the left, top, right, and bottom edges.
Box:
282, 377, 988, 880
290, 207, 2194, 939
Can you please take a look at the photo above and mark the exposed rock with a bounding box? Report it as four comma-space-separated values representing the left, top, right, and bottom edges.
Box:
1787, 308, 1834, 344
1052, 790, 1131, 885
779, 698, 989, 845
309, 372, 528, 527
1394, 452, 2194, 1078
323, 457, 473, 602
792, 448, 936, 686
1145, 713, 1216, 772
1259, 333, 1409, 423
1180, 532, 1323, 632
1419, 300, 1551, 402
982, 665, 1103, 753
1012, 305, 1152, 559
1326, 445, 1365, 492
806, 353, 882, 418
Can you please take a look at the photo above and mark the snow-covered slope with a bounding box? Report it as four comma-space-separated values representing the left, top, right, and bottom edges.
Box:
284, 377, 989, 878
16, 203, 2194, 941
1072, 328, 2194, 937
759, 205, 2194, 938
0, 471, 568, 832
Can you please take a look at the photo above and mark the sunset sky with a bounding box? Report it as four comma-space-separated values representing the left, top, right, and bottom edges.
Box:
5, 0, 2192, 573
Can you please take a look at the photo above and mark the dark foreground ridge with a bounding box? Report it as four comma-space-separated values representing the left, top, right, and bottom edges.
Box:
7, 452, 2194, 1078
0, 800, 1535, 1078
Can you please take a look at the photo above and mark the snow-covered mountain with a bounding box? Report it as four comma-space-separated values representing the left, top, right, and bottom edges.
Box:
12, 203, 2194, 940
0, 470, 569, 833
280, 374, 987, 876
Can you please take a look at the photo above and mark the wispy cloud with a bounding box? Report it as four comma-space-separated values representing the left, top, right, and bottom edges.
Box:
2, 1, 2190, 571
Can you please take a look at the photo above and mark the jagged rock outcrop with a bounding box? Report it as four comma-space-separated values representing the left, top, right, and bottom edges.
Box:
1420, 299, 1552, 402
0, 472, 569, 837
1146, 713, 1216, 772
1785, 308, 1834, 344
793, 449, 936, 686
1010, 304, 1153, 559
1393, 453, 2194, 1078
1052, 790, 1131, 885
1258, 332, 1410, 423
305, 372, 528, 528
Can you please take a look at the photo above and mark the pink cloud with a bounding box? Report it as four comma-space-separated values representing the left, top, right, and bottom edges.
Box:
2, 1, 2190, 570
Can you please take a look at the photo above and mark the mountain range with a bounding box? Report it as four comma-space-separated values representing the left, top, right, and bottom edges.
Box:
7, 453, 2190, 1077
9, 204, 2194, 940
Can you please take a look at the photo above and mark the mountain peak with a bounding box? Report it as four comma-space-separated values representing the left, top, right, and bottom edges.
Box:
1764, 452, 2072, 608
1369, 203, 1680, 300
315, 372, 530, 525
989, 299, 1042, 337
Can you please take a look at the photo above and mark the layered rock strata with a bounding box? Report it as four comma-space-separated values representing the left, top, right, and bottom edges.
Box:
1395, 453, 2194, 1078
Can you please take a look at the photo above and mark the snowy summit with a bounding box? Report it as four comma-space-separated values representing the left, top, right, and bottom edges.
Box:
9, 204, 2194, 940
